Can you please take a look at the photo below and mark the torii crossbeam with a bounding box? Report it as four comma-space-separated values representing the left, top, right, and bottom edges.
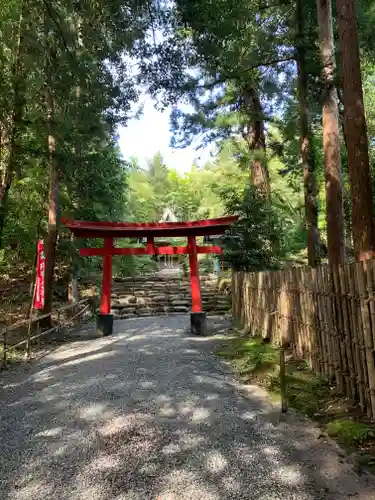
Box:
61, 216, 238, 335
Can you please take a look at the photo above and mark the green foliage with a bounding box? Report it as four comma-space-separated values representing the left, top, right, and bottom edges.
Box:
216, 334, 333, 417
0, 0, 150, 281
223, 187, 283, 271
115, 255, 158, 278
326, 419, 375, 445
217, 337, 279, 379
218, 333, 375, 469
127, 151, 227, 223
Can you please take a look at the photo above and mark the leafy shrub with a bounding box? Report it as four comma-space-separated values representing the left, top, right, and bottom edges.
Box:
326, 419, 375, 445
223, 186, 284, 271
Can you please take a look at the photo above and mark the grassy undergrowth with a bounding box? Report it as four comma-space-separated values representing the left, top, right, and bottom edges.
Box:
0, 345, 24, 369
216, 334, 375, 472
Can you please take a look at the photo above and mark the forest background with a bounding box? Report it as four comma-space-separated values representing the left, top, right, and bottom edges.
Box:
1, 0, 375, 320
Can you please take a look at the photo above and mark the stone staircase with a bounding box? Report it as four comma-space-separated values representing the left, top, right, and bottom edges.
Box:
111, 275, 231, 319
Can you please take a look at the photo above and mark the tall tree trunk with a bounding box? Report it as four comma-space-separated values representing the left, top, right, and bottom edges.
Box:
243, 85, 270, 195
69, 20, 83, 305
68, 227, 80, 306
43, 24, 59, 320
316, 0, 345, 264
296, 0, 320, 266
0, 3, 26, 246
336, 0, 375, 261
43, 97, 58, 319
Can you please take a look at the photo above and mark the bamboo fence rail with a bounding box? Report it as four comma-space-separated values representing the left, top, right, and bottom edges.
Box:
0, 298, 95, 368
232, 261, 375, 419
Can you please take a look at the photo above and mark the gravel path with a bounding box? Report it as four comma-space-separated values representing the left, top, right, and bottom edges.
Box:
1, 315, 375, 500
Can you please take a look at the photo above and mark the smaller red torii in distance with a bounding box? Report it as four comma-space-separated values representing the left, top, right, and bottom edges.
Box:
61, 216, 238, 335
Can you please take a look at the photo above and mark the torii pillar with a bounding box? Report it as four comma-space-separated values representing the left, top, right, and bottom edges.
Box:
188, 235, 206, 334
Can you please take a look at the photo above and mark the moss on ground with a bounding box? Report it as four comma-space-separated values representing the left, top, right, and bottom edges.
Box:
326, 419, 375, 444
216, 333, 375, 472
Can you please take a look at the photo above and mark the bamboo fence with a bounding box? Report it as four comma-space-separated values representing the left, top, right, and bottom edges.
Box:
0, 297, 95, 369
232, 261, 375, 419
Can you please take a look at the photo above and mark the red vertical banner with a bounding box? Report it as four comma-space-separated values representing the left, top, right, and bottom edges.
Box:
34, 240, 45, 310
188, 235, 202, 313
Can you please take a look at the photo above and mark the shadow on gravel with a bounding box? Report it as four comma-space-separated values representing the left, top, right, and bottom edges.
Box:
0, 315, 374, 500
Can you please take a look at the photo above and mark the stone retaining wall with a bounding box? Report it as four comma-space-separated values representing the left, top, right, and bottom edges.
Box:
111, 276, 231, 318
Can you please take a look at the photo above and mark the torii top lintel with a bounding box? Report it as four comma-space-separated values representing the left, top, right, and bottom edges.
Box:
60, 215, 238, 239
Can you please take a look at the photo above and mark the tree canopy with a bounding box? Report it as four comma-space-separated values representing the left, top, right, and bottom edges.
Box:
2, 0, 375, 306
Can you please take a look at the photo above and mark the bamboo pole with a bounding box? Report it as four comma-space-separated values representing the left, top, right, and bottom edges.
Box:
235, 271, 242, 325
300, 267, 312, 366
266, 271, 271, 338
262, 271, 266, 336
301, 267, 309, 358
347, 263, 366, 410
0, 311, 52, 336
288, 268, 296, 354
365, 260, 375, 418
276, 270, 281, 344
244, 272, 250, 331
324, 265, 335, 379
308, 267, 321, 373
252, 272, 257, 334
352, 262, 370, 414
234, 272, 239, 326
265, 271, 270, 339
263, 271, 267, 339
269, 271, 278, 343
295, 267, 303, 357
256, 271, 261, 335
64, 303, 90, 325
26, 313, 33, 360
259, 272, 263, 337
368, 260, 375, 348
312, 266, 323, 375
288, 268, 295, 351
316, 266, 329, 377
338, 265, 357, 399
234, 272, 239, 322
332, 265, 348, 394
356, 261, 375, 418
240, 272, 245, 329
1, 298, 91, 358
325, 265, 343, 388
279, 270, 287, 347
2, 330, 7, 369
256, 272, 262, 335
280, 345, 287, 413
308, 267, 316, 369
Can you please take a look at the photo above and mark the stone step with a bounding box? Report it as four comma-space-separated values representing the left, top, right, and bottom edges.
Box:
112, 287, 222, 294
112, 288, 228, 295
113, 283, 221, 288
113, 276, 220, 284
110, 276, 231, 318
112, 283, 221, 291
113, 305, 230, 319
112, 293, 225, 300
111, 301, 230, 311
112, 291, 229, 299
112, 291, 228, 298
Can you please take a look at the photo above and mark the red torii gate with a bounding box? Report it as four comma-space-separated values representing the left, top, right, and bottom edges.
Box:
61, 216, 237, 335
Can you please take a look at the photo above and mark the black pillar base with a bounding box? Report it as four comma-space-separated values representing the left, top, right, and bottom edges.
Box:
97, 313, 113, 337
190, 312, 207, 336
